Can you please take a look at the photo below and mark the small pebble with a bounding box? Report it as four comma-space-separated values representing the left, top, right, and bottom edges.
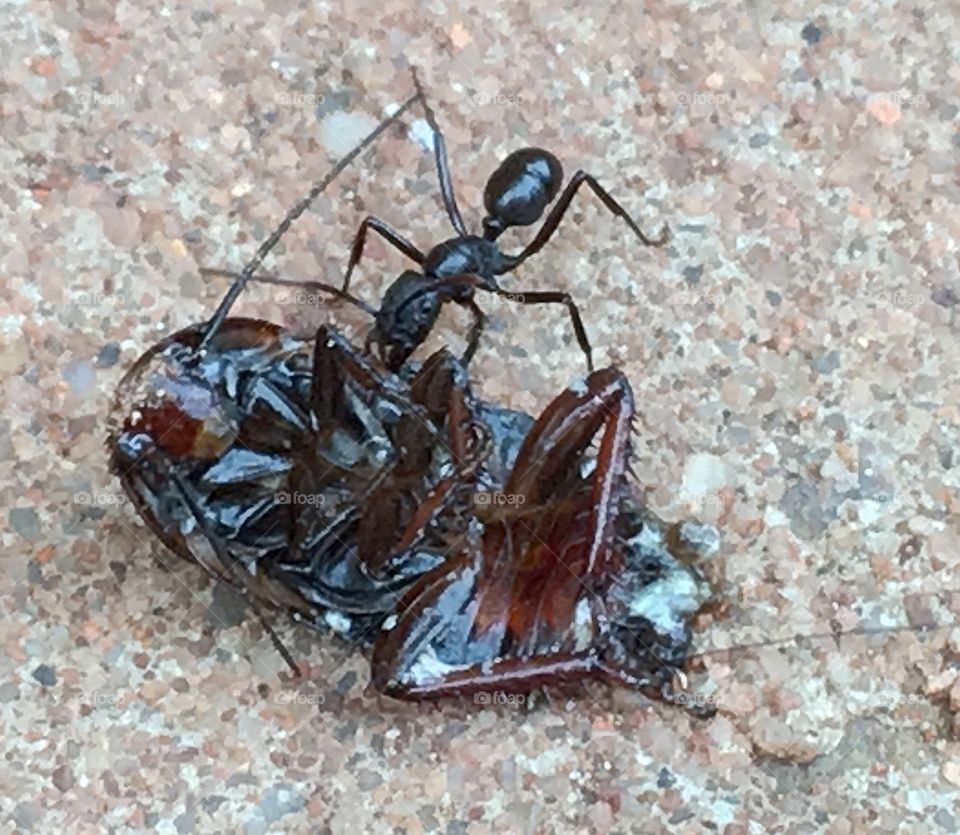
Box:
62, 360, 96, 396
32, 664, 57, 686
95, 341, 122, 368
801, 22, 823, 45
9, 507, 40, 539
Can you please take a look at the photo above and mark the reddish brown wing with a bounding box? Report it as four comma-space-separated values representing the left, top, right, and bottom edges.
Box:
371, 370, 634, 697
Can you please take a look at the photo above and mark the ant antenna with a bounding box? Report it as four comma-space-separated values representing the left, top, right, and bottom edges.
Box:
200, 90, 421, 347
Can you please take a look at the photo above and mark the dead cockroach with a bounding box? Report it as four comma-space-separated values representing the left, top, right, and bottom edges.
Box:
105, 76, 946, 722
106, 77, 724, 716
108, 321, 719, 716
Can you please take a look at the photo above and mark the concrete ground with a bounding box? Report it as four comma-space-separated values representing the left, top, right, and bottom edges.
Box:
1, 0, 959, 832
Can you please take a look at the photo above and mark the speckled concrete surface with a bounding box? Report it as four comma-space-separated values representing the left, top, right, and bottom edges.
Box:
2, 1, 959, 832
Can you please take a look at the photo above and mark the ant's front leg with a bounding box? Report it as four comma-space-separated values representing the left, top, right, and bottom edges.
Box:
342, 216, 426, 294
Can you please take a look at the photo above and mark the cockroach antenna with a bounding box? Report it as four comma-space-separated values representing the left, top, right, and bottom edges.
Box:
197, 268, 377, 318
688, 619, 944, 663
160, 455, 304, 677
199, 89, 422, 347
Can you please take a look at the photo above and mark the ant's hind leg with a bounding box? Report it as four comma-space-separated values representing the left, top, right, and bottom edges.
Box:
508, 170, 670, 269
342, 216, 426, 294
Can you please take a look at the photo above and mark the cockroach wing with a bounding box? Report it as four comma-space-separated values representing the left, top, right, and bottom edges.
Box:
371, 490, 620, 696
369, 368, 642, 700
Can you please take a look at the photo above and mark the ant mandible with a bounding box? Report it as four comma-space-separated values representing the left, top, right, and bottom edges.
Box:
349, 69, 670, 372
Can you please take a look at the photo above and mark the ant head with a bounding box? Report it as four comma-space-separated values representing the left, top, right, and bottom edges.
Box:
368, 271, 442, 372
482, 148, 563, 240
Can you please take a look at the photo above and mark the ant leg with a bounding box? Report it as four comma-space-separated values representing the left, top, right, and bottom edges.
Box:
342, 216, 426, 294
457, 299, 486, 366
384, 272, 587, 370
494, 287, 594, 372
201, 90, 421, 346
410, 67, 469, 236
503, 170, 669, 270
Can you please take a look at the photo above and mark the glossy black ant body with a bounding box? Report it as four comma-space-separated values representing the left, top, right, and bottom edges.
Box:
345, 70, 670, 372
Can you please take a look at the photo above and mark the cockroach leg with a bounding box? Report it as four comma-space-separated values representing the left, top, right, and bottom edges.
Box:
307, 325, 448, 455
354, 349, 489, 576
156, 449, 303, 678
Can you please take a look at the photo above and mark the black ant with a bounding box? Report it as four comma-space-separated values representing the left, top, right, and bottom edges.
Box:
342, 69, 669, 372
202, 70, 667, 373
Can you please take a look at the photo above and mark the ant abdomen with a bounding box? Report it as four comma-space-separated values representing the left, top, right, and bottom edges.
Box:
482, 148, 563, 237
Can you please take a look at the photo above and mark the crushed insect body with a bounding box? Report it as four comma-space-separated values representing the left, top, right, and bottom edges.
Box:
105, 71, 721, 715
101, 70, 955, 741
7, 6, 960, 831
